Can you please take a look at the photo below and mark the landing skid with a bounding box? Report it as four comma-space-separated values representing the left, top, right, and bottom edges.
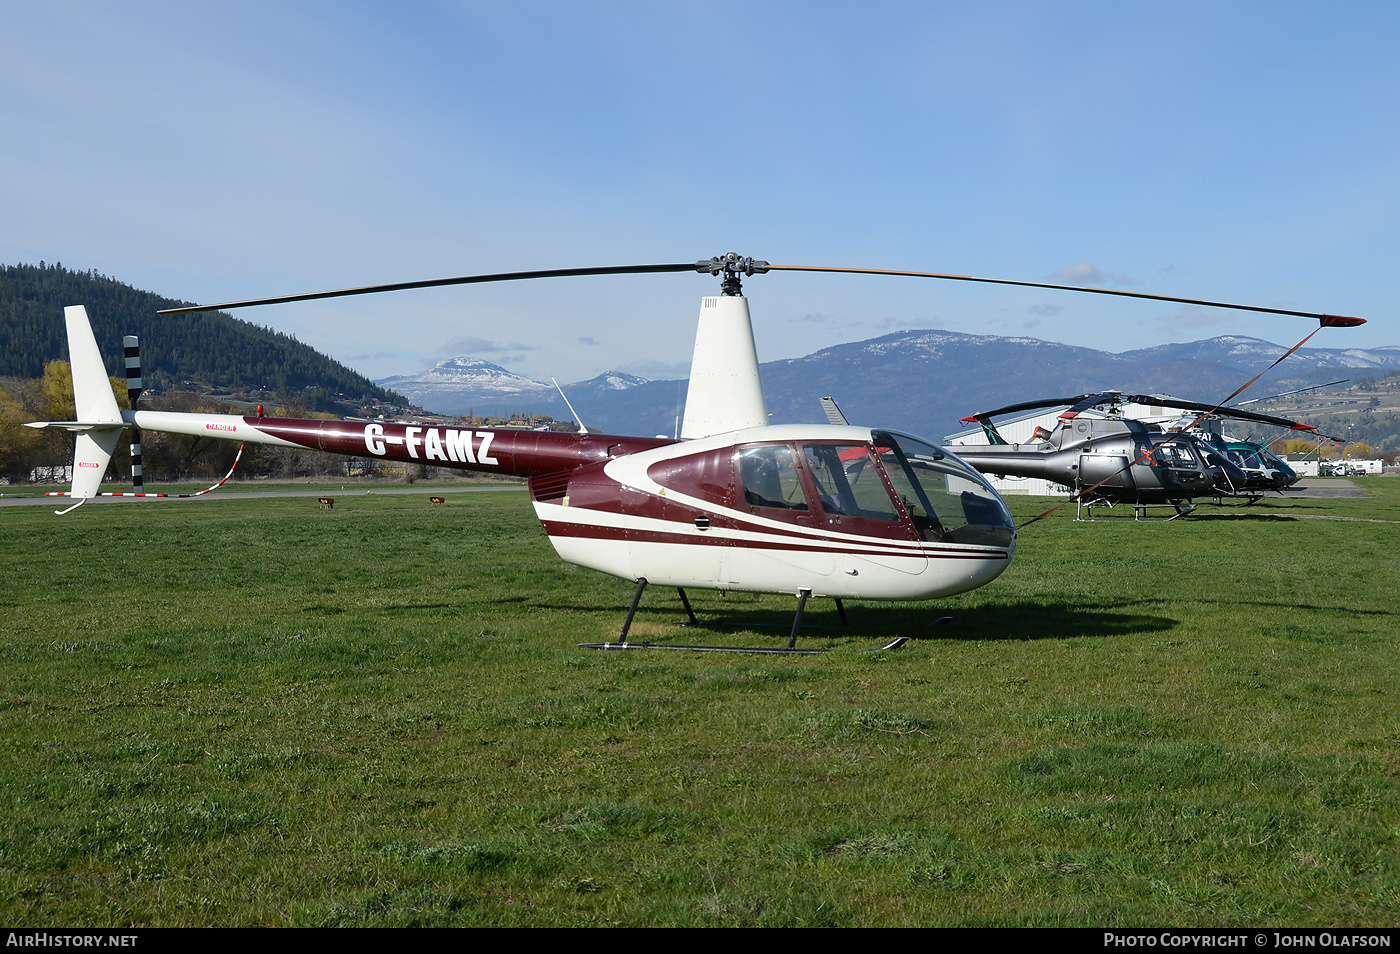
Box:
578, 579, 929, 655
1210, 494, 1265, 507
580, 641, 845, 655
1074, 497, 1203, 522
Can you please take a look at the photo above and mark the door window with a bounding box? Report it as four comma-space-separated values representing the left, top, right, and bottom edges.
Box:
802, 444, 899, 520
739, 445, 810, 511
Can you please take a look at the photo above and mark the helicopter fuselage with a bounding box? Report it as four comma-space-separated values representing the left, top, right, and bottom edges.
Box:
125, 411, 1017, 600
950, 417, 1246, 503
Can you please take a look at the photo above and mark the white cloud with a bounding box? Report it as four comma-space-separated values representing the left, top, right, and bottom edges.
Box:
1160, 307, 1232, 330
1047, 261, 1138, 287
440, 335, 539, 354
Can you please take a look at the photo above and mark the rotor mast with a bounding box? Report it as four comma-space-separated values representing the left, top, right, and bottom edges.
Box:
682, 254, 772, 439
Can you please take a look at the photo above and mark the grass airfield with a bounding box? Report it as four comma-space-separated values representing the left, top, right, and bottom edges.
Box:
1, 478, 1398, 926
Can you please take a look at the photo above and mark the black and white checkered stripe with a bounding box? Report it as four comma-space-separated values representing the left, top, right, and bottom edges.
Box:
123, 336, 144, 493
123, 336, 142, 403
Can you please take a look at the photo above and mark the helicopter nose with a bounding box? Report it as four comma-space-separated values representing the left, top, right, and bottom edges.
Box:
1210, 454, 1249, 488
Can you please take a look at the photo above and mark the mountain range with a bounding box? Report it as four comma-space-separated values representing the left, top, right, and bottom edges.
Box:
377, 358, 650, 418
1, 262, 405, 414
379, 331, 1400, 439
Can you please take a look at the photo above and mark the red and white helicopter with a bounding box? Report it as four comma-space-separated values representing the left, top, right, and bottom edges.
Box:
28, 254, 1365, 653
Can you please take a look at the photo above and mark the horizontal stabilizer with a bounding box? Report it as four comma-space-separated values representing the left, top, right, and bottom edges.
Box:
25, 421, 125, 432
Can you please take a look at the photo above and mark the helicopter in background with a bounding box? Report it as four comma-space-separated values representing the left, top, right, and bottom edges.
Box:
1126, 390, 1352, 493
1192, 379, 1351, 492
1201, 434, 1301, 491
944, 391, 1347, 518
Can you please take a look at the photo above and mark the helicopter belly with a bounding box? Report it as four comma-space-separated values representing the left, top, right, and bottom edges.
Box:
534, 500, 1010, 599
535, 500, 722, 587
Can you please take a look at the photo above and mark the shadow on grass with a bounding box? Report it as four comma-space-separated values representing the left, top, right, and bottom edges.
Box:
1186, 513, 1299, 521
593, 599, 1179, 645
1148, 596, 1400, 620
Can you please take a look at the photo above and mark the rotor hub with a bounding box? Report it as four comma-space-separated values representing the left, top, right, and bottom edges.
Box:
696, 252, 769, 296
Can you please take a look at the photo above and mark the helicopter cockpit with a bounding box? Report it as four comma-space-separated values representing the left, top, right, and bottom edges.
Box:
1141, 434, 1250, 495
1226, 446, 1264, 470
730, 431, 1014, 548
1204, 436, 1299, 489
637, 428, 1016, 552
870, 431, 1016, 546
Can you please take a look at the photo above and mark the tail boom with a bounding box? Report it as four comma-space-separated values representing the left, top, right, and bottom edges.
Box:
127, 410, 674, 480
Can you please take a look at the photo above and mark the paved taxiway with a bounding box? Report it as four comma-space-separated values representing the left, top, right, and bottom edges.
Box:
0, 484, 525, 508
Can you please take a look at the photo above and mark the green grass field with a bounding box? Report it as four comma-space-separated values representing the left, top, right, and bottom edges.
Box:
2, 480, 1398, 925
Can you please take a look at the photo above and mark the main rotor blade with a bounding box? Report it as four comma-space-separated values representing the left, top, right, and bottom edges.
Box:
1234, 379, 1349, 407
157, 256, 1368, 328
1128, 394, 1345, 441
155, 263, 702, 315
767, 265, 1366, 327
962, 394, 1104, 423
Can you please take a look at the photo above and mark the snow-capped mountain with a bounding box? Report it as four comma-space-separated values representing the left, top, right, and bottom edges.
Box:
377, 357, 555, 396
374, 359, 648, 417
585, 371, 649, 391
1120, 336, 1400, 371
373, 333, 1399, 438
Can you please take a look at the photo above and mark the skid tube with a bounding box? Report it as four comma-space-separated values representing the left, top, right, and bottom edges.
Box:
578, 579, 912, 655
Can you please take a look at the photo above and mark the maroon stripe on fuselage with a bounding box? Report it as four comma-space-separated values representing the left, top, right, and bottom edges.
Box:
242, 416, 673, 479
539, 520, 1009, 561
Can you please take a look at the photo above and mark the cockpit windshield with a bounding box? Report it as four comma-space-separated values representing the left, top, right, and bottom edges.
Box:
870, 431, 1016, 547
1151, 441, 1200, 468
1227, 448, 1264, 470
1258, 446, 1294, 475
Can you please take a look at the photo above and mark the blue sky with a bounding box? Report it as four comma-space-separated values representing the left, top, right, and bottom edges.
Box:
3, 2, 1397, 385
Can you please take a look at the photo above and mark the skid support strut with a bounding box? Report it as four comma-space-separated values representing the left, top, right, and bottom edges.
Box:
617, 577, 648, 645
580, 586, 902, 655
787, 590, 811, 649
676, 587, 698, 626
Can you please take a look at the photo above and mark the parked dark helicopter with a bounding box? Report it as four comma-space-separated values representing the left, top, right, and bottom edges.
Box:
1140, 392, 1353, 493
1202, 435, 1300, 491
949, 391, 1344, 517
1197, 380, 1350, 492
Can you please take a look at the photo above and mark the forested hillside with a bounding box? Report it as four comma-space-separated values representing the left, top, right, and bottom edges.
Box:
0, 262, 404, 410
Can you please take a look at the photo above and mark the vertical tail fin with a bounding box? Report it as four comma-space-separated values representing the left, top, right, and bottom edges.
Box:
820, 396, 849, 426
64, 306, 124, 499
67, 306, 121, 425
